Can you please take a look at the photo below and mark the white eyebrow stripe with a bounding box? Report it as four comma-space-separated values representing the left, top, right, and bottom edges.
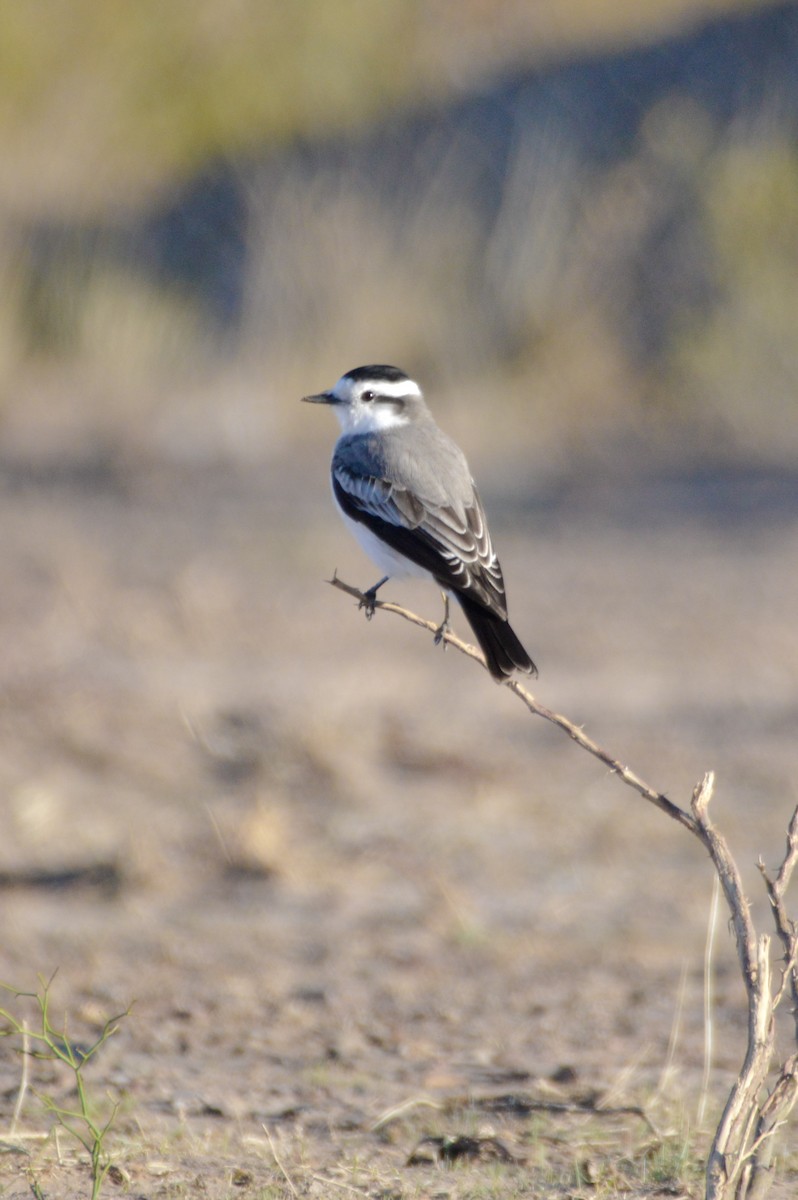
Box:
355, 378, 421, 399
369, 379, 422, 398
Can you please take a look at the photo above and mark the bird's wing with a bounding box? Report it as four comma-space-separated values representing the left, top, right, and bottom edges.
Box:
332, 462, 507, 617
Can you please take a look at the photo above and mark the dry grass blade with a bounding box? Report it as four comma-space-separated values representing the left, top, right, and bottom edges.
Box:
371, 1096, 444, 1132
262, 1125, 298, 1198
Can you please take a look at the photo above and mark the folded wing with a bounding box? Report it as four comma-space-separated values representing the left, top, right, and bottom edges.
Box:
332, 461, 508, 619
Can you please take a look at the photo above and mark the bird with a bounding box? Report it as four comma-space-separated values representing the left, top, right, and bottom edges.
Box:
302, 364, 536, 681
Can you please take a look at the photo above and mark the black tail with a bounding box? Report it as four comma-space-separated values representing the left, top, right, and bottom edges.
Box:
457, 596, 537, 681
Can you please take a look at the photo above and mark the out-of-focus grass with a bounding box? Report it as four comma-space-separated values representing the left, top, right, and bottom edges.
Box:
5, 119, 798, 470
0, 1, 795, 470
237, 104, 798, 468
0, 0, 771, 215
668, 137, 798, 459
0, 2, 421, 215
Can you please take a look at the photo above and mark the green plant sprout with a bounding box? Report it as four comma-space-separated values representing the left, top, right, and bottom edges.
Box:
0, 974, 131, 1200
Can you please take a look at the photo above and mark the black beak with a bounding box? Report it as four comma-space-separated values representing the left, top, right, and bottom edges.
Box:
301, 390, 337, 405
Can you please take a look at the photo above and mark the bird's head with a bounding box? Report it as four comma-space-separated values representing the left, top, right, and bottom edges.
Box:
302, 365, 425, 434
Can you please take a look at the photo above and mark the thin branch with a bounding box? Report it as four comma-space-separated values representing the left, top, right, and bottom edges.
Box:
328, 574, 798, 1200
757, 1053, 798, 1135
758, 806, 798, 1040
507, 678, 698, 833
689, 775, 776, 1200
774, 807, 798, 895
691, 775, 759, 984
327, 574, 698, 834
745, 1054, 798, 1200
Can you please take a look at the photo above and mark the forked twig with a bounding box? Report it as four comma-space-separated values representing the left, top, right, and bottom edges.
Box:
328, 574, 798, 1200
691, 774, 780, 1200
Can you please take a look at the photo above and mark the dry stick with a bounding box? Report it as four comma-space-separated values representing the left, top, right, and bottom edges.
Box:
328, 574, 697, 834
758, 807, 798, 1039
685, 782, 798, 1200
746, 808, 798, 1198
691, 775, 776, 1200
748, 1050, 798, 1194
328, 575, 798, 1200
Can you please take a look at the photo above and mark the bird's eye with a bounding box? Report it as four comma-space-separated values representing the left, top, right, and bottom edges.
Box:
362, 390, 375, 402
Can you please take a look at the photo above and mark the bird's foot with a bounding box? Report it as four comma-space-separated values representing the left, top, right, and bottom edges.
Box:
433, 592, 451, 648
358, 576, 389, 620
433, 616, 450, 647
360, 589, 379, 620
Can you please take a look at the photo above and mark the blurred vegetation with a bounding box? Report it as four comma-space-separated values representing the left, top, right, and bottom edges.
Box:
0, 2, 419, 215
669, 139, 798, 459
0, 0, 767, 214
0, 0, 795, 471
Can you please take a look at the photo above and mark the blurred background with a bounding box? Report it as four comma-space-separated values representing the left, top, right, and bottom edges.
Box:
2, 3, 798, 1189
2, 0, 797, 470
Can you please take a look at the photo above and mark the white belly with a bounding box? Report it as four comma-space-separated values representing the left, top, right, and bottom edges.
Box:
337, 506, 435, 585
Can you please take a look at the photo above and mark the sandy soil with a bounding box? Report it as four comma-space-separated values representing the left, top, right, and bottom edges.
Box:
0, 446, 796, 1197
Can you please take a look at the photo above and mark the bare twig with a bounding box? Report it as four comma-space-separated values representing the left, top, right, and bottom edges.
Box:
690, 774, 776, 1200
743, 806, 798, 1200
773, 807, 798, 894
328, 574, 697, 833
758, 807, 798, 1040
328, 575, 798, 1200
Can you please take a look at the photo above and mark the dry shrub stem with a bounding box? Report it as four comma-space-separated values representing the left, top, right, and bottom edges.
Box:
329, 574, 798, 1200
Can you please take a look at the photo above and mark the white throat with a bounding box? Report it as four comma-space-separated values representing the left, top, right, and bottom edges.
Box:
334, 402, 410, 435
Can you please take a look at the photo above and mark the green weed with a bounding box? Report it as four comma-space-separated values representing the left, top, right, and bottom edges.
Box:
0, 974, 131, 1200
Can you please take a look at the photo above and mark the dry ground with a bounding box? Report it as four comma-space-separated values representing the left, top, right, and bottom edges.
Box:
0, 438, 796, 1198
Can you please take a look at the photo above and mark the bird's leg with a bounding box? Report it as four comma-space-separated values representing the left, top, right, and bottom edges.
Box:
433, 591, 450, 647
360, 576, 389, 620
